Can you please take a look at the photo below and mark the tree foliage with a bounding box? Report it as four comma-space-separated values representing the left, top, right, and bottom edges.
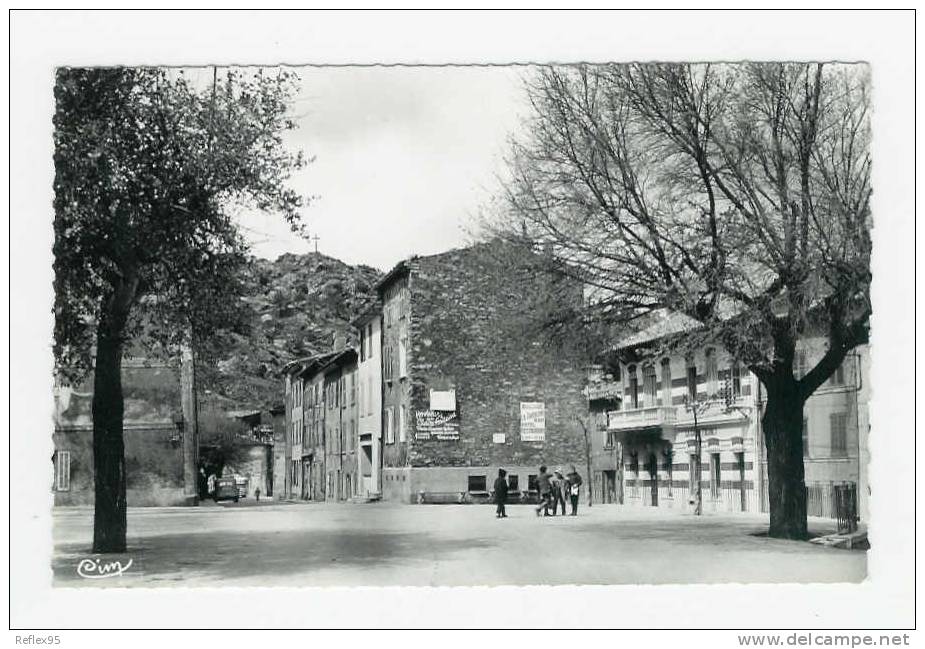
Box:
198, 409, 253, 476
501, 62, 870, 388
53, 66, 307, 551
54, 67, 306, 377
496, 62, 871, 538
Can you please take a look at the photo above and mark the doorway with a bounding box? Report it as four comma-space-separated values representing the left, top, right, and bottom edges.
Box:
646, 453, 658, 507
603, 470, 617, 504
301, 460, 311, 500
361, 443, 373, 495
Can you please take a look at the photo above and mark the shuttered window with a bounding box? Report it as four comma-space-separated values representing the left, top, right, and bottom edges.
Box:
705, 349, 718, 396
54, 451, 71, 491
830, 412, 848, 457
385, 408, 395, 444
660, 359, 672, 406
642, 364, 657, 408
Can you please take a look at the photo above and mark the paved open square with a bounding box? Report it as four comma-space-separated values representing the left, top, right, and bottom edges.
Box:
52, 502, 866, 587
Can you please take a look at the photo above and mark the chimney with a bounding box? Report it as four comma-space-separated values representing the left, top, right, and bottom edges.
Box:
333, 329, 346, 352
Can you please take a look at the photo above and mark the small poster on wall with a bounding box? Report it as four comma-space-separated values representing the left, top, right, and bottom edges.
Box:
429, 389, 456, 411
520, 401, 546, 442
492, 433, 505, 444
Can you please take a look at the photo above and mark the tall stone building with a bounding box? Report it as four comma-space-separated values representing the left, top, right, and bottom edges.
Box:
353, 303, 383, 498
322, 347, 359, 501
375, 242, 589, 503
282, 348, 340, 501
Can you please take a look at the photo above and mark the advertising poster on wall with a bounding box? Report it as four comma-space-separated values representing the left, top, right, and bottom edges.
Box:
414, 410, 459, 441
520, 401, 546, 442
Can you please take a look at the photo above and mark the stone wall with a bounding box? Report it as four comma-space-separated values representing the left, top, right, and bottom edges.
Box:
399, 243, 589, 477
381, 467, 413, 502
53, 426, 186, 507
53, 361, 187, 507
381, 274, 411, 470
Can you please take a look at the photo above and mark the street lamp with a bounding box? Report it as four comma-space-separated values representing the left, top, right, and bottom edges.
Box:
685, 379, 755, 517
683, 396, 710, 516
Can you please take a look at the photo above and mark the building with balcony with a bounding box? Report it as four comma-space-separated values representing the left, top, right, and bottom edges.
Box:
589, 311, 870, 521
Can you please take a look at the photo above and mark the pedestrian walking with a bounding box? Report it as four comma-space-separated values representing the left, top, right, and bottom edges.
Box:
493, 468, 509, 518
198, 466, 208, 500
535, 465, 553, 517
207, 473, 217, 499
566, 465, 583, 516
551, 468, 567, 515
255, 486, 261, 502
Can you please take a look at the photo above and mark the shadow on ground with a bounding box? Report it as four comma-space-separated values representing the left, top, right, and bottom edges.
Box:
53, 528, 494, 587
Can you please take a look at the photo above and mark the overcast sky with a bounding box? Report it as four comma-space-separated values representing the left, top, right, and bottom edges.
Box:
224, 66, 532, 271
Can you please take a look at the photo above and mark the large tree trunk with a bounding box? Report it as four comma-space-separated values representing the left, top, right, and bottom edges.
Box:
91, 278, 137, 553
762, 377, 808, 540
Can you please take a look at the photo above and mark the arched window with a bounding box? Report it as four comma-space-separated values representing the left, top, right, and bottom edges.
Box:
660, 358, 672, 406
627, 364, 639, 409
705, 348, 719, 396
686, 356, 697, 403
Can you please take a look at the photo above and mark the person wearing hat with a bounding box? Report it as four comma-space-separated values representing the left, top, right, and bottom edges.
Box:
566, 465, 584, 516
550, 468, 567, 516
493, 468, 509, 518
534, 465, 553, 517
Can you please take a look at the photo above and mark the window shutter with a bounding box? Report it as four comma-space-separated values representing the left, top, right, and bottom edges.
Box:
55, 451, 70, 491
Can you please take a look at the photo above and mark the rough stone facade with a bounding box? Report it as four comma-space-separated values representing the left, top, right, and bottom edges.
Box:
302, 370, 327, 500
377, 242, 589, 502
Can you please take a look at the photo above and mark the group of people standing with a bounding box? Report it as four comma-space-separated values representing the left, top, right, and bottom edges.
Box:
492, 464, 583, 519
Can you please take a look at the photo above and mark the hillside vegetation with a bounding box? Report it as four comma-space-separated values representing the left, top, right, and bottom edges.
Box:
199, 252, 381, 408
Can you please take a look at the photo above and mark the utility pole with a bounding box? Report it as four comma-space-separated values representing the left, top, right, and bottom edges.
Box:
575, 416, 593, 508
179, 338, 199, 506
692, 404, 703, 516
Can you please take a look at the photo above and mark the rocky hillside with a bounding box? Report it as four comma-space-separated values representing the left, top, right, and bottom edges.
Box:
199, 252, 381, 408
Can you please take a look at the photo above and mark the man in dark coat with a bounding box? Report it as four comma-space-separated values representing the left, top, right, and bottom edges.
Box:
566, 465, 584, 516
493, 468, 509, 518
535, 465, 553, 517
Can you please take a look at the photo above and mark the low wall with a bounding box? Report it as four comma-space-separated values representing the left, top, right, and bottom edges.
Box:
381, 467, 412, 503
53, 427, 187, 507
381, 465, 575, 504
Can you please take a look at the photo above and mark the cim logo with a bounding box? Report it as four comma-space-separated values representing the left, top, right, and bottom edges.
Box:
76, 557, 133, 579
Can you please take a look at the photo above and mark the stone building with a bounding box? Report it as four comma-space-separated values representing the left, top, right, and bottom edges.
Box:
353, 302, 383, 498
53, 357, 187, 507
270, 403, 287, 499
593, 311, 870, 521
322, 347, 359, 501
374, 242, 589, 503
282, 348, 341, 501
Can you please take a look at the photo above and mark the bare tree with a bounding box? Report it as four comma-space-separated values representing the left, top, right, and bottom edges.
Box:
498, 63, 871, 539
